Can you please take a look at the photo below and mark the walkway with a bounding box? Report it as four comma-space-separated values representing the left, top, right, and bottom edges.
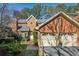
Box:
25, 40, 38, 56
26, 41, 38, 50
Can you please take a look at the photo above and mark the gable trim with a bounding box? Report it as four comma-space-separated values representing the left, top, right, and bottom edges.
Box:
35, 11, 79, 30
26, 15, 37, 22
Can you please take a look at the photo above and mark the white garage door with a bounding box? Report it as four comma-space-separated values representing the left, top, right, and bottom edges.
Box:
41, 33, 77, 46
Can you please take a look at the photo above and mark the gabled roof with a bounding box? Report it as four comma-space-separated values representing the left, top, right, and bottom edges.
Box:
18, 15, 37, 23
18, 19, 27, 23
36, 11, 79, 30
18, 24, 30, 31
26, 15, 37, 22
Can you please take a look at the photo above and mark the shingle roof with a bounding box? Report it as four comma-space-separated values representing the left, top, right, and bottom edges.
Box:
18, 19, 26, 23
26, 15, 37, 22
18, 24, 30, 31
18, 15, 37, 24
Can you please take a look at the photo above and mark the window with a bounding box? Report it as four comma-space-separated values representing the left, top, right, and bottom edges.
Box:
30, 22, 32, 24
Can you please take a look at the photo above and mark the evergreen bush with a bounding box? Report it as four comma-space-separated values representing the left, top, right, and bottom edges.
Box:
32, 31, 38, 46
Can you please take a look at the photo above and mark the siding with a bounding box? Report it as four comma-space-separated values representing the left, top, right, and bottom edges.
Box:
27, 16, 37, 31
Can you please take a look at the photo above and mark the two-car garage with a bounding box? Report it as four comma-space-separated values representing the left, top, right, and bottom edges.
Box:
41, 32, 77, 46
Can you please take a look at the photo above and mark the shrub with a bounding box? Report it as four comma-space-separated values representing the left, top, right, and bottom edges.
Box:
0, 42, 25, 55
0, 25, 22, 43
32, 31, 38, 46
0, 25, 23, 55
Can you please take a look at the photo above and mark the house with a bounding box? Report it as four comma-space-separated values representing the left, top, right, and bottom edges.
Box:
26, 15, 37, 31
8, 15, 37, 41
17, 19, 30, 39
17, 15, 37, 41
35, 11, 79, 55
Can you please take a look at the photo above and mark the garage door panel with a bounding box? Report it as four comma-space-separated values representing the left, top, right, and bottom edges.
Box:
41, 33, 77, 46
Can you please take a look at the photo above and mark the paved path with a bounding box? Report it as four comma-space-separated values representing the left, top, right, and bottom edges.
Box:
26, 44, 38, 50
17, 40, 38, 56
26, 40, 38, 50
25, 41, 38, 56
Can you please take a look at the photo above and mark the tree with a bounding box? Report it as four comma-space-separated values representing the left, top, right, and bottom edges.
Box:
56, 4, 66, 10
74, 3, 79, 12
19, 4, 43, 19
65, 6, 75, 13
13, 10, 23, 19
0, 3, 11, 25
43, 4, 67, 14
21, 7, 32, 18
32, 4, 43, 19
13, 8, 32, 19
44, 6, 54, 14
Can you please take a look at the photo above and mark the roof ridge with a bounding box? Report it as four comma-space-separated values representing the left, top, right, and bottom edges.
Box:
35, 11, 79, 30
26, 15, 37, 22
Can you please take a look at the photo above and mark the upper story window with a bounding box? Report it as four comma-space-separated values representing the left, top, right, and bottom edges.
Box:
30, 22, 32, 24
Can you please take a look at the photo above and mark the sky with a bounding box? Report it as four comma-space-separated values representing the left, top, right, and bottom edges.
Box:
8, 3, 77, 11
